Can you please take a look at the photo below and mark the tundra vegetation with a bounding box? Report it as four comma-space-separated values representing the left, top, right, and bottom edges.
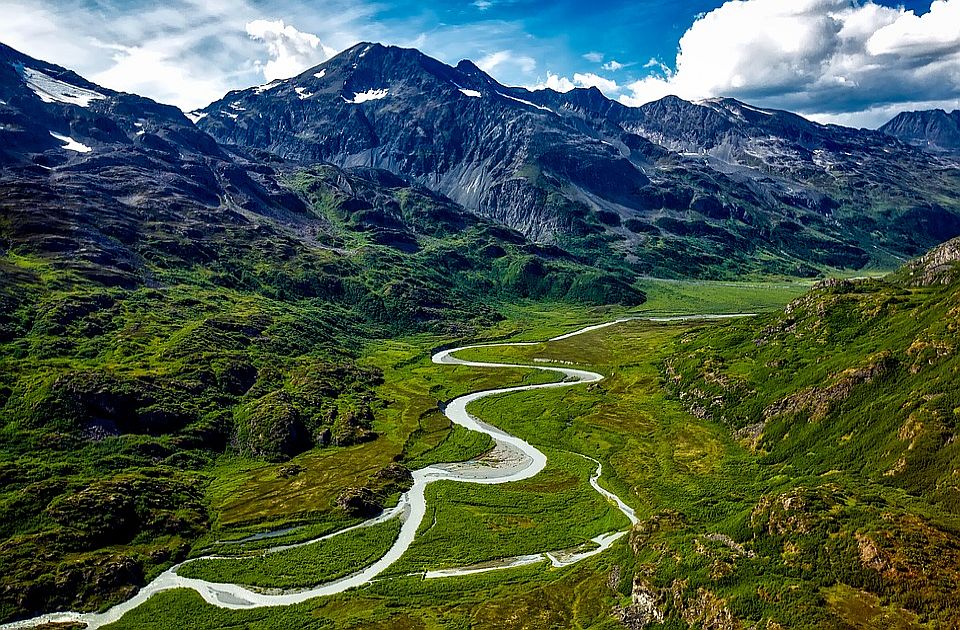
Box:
101, 246, 960, 628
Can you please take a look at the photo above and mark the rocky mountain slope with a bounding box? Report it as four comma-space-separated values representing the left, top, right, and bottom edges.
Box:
880, 108, 960, 153
197, 42, 960, 278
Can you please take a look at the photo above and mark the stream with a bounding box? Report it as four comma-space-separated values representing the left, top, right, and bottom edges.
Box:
3, 315, 747, 629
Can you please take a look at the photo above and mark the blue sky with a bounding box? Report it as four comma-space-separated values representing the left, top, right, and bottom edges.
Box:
2, 0, 959, 127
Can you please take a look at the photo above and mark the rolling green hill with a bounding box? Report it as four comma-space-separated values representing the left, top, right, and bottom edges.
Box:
660, 237, 960, 627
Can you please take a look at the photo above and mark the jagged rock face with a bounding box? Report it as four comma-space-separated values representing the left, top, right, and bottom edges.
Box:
880, 109, 960, 153
196, 42, 960, 273
196, 42, 658, 243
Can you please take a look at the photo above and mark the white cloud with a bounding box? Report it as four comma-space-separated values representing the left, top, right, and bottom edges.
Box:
477, 50, 536, 74
534, 72, 576, 92
602, 60, 625, 71
809, 98, 960, 128
532, 71, 620, 95
0, 0, 267, 110
473, 0, 493, 10
93, 43, 232, 110
618, 0, 960, 127
245, 19, 335, 81
573, 72, 620, 94
582, 51, 604, 63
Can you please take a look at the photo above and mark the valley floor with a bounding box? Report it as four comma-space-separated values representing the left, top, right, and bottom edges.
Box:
19, 280, 944, 629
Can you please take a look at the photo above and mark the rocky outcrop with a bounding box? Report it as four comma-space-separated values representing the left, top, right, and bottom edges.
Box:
614, 577, 740, 630
749, 484, 845, 536
763, 352, 896, 422
335, 486, 382, 517
895, 235, 960, 286
614, 578, 664, 629
675, 584, 739, 630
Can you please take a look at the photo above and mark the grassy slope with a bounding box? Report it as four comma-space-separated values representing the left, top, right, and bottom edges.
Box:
0, 157, 657, 621
659, 275, 960, 627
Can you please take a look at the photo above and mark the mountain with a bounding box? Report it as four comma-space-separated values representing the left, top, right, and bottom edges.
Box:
0, 41, 310, 289
196, 43, 661, 246
0, 41, 639, 313
880, 108, 960, 153
196, 42, 960, 279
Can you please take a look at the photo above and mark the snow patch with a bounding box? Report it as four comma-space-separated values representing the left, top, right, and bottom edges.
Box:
497, 92, 554, 113
295, 87, 313, 100
19, 66, 106, 107
222, 111, 238, 120
253, 80, 281, 94
343, 88, 388, 104
358, 45, 372, 59
229, 102, 246, 111
49, 131, 91, 153
313, 69, 326, 79
459, 88, 481, 98
739, 102, 773, 116
185, 111, 207, 123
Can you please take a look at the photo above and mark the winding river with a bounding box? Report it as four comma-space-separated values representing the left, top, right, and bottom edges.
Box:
4, 314, 746, 629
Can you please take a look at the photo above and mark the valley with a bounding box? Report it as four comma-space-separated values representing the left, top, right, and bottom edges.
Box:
11, 268, 956, 629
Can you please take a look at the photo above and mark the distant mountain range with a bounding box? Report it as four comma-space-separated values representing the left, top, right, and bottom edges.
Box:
3, 40, 960, 282
880, 108, 960, 153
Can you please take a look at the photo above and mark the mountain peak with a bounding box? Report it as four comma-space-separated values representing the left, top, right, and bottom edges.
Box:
455, 59, 484, 75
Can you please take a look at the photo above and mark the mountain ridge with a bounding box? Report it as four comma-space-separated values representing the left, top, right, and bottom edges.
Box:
880, 108, 960, 153
194, 41, 960, 278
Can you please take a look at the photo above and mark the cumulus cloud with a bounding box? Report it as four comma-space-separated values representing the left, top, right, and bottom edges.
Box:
533, 72, 575, 91
478, 50, 536, 74
0, 0, 270, 110
532, 71, 620, 95
573, 72, 620, 94
602, 60, 625, 71
94, 42, 234, 110
246, 19, 335, 81
618, 0, 960, 125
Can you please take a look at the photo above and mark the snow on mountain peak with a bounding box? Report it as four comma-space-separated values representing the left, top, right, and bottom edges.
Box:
344, 88, 388, 104
253, 80, 282, 95
19, 66, 106, 107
